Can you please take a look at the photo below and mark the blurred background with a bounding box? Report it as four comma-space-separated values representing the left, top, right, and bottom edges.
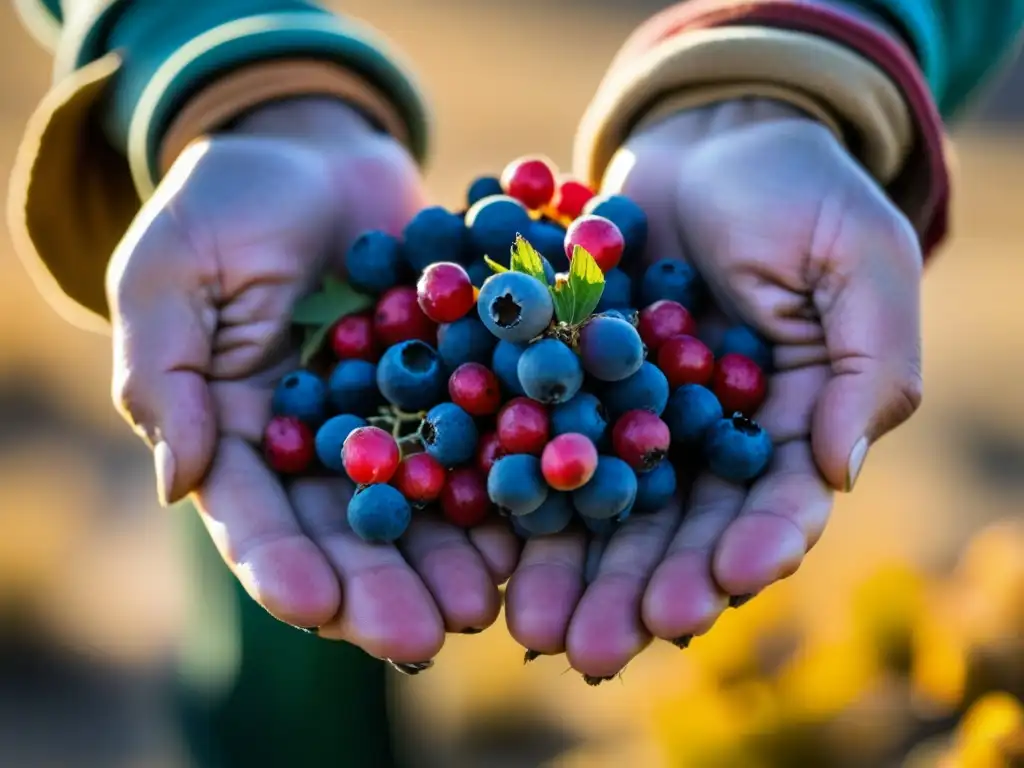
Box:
2, 1, 1022, 766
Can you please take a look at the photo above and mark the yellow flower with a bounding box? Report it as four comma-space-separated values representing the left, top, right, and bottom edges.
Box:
953, 692, 1024, 768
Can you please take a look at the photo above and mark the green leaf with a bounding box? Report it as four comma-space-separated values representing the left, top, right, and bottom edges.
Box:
509, 235, 548, 283
291, 277, 374, 363
484, 255, 508, 274
300, 323, 332, 366
551, 245, 604, 325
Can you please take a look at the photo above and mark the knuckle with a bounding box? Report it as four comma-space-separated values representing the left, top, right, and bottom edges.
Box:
111, 367, 155, 440
888, 364, 925, 427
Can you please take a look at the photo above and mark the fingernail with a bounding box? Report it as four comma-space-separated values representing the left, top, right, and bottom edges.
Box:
729, 593, 755, 608
154, 441, 176, 507
387, 659, 434, 676
523, 649, 542, 664
670, 634, 693, 649
582, 674, 614, 687
845, 437, 870, 492
460, 627, 485, 635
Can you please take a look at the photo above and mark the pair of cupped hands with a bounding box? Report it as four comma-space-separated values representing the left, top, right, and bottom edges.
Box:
109, 95, 923, 679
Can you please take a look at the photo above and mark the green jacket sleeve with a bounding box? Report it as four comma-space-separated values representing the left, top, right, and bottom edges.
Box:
10, 0, 427, 329
841, 0, 1024, 117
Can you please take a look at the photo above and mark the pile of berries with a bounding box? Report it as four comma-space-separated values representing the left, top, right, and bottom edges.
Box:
263, 156, 775, 544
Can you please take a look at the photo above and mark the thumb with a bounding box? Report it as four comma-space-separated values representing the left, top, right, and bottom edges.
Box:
810, 211, 924, 492
107, 217, 218, 507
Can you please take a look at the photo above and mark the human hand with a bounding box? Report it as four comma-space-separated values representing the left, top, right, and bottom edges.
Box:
504, 99, 924, 679
108, 98, 518, 666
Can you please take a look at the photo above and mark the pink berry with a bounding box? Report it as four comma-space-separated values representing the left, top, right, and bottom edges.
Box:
554, 177, 595, 219
541, 433, 598, 491
612, 410, 671, 472
448, 362, 502, 416
496, 397, 550, 455
416, 262, 475, 323
563, 215, 624, 272
441, 467, 491, 528
330, 313, 377, 361
712, 353, 767, 416
374, 286, 437, 348
263, 416, 315, 474
392, 453, 446, 505
342, 426, 400, 485
475, 431, 505, 475
638, 300, 697, 353
501, 156, 557, 210
657, 334, 714, 388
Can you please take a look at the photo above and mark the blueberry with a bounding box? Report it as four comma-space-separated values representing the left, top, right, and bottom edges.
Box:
551, 392, 608, 444
600, 362, 669, 419
420, 402, 479, 467
272, 370, 328, 425
347, 483, 412, 542
488, 454, 548, 515
327, 360, 383, 416
634, 459, 677, 513
540, 256, 556, 286
527, 220, 569, 272
510, 516, 531, 539
467, 175, 503, 207
315, 414, 368, 471
376, 340, 447, 411
517, 338, 583, 405
601, 308, 639, 325
437, 315, 498, 370
402, 206, 470, 271
716, 325, 773, 372
639, 258, 704, 310
344, 231, 403, 295
492, 340, 527, 396
478, 271, 554, 342
581, 514, 619, 535
466, 258, 493, 288
584, 194, 648, 263
596, 268, 633, 312
573, 456, 637, 520
515, 492, 574, 536
664, 384, 723, 444
704, 414, 774, 483
465, 195, 532, 264
578, 315, 645, 382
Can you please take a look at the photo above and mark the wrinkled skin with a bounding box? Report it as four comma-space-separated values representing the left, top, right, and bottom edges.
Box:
503, 99, 924, 677
108, 98, 521, 663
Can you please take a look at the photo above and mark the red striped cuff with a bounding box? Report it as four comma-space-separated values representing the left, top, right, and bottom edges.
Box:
614, 0, 949, 257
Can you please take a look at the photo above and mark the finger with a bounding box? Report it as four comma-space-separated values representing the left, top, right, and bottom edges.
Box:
713, 441, 833, 596
193, 436, 341, 627
108, 214, 217, 505
467, 520, 522, 585
289, 478, 445, 663
400, 515, 502, 634
812, 206, 924, 491
641, 476, 741, 642
565, 506, 679, 677
504, 528, 587, 655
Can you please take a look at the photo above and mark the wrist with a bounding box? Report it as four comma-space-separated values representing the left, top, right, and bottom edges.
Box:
231, 96, 379, 146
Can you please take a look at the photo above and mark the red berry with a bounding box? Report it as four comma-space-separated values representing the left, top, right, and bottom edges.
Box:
638, 300, 697, 353
263, 416, 315, 474
657, 334, 715, 388
554, 177, 595, 219
475, 431, 505, 474
440, 467, 491, 527
448, 363, 502, 416
563, 215, 624, 272
416, 262, 475, 323
712, 353, 767, 416
374, 286, 437, 347
541, 433, 598, 491
612, 410, 671, 472
392, 453, 446, 505
330, 312, 378, 361
496, 397, 550, 455
501, 156, 557, 210
341, 426, 400, 485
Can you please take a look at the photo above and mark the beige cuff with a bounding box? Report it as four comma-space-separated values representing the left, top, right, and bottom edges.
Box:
159, 58, 410, 176
574, 26, 913, 190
